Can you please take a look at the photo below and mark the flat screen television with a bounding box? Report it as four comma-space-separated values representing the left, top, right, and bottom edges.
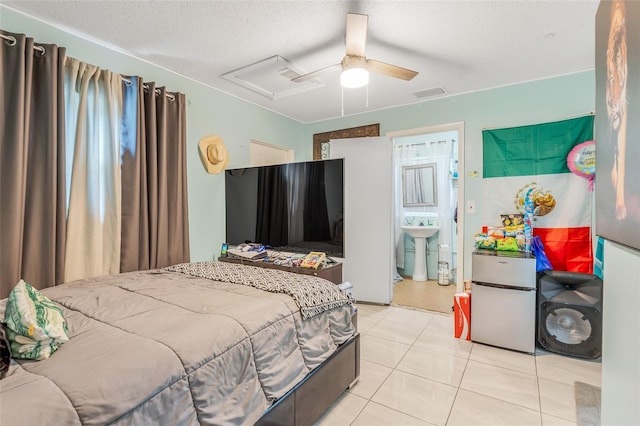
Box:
225, 158, 344, 257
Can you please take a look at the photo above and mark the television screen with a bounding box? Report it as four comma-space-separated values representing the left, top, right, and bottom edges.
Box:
225, 159, 344, 257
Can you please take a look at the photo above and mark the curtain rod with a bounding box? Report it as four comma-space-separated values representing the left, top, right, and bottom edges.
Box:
121, 77, 176, 102
2, 33, 177, 102
1, 33, 46, 55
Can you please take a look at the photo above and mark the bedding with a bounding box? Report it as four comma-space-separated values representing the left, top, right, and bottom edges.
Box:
165, 261, 353, 319
0, 263, 357, 425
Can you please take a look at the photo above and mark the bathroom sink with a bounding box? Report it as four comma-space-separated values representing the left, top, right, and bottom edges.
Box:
401, 225, 440, 239
400, 225, 439, 282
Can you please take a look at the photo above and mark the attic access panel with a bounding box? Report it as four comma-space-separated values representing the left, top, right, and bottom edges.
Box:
222, 55, 324, 100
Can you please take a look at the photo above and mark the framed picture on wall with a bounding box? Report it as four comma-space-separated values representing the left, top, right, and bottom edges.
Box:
312, 123, 379, 160
595, 0, 640, 251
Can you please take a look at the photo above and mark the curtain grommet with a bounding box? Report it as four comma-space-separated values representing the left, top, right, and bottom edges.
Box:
1, 34, 17, 46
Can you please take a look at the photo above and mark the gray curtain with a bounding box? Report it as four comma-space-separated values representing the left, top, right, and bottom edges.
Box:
0, 31, 67, 299
120, 78, 190, 271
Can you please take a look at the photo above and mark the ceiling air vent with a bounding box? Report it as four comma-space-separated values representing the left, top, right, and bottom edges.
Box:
413, 87, 445, 99
221, 55, 323, 100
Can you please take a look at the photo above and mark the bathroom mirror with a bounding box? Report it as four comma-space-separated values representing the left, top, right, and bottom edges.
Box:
402, 163, 437, 207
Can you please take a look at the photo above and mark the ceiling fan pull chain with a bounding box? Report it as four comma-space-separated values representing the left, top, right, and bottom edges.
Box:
366, 84, 369, 108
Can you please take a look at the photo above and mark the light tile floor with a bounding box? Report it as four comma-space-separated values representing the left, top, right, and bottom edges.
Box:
315, 304, 602, 426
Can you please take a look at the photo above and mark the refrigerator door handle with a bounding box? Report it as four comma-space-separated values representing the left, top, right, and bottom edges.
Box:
473, 281, 536, 291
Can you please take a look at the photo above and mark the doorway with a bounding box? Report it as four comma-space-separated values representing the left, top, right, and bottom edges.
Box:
387, 122, 465, 313
250, 139, 294, 166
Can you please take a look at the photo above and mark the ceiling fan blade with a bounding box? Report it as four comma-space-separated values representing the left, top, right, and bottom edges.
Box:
367, 59, 418, 81
345, 13, 368, 57
291, 63, 342, 83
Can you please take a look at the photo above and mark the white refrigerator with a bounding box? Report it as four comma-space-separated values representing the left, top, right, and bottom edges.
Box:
471, 250, 537, 353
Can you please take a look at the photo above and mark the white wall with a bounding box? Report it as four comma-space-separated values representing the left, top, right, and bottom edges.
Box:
601, 241, 640, 425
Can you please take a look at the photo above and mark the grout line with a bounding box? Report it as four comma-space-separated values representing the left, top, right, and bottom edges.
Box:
536, 376, 544, 424
444, 353, 472, 426
355, 400, 438, 425
535, 351, 544, 418
458, 388, 544, 417
346, 393, 368, 426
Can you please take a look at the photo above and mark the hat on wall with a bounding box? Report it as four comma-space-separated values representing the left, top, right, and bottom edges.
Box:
198, 135, 229, 174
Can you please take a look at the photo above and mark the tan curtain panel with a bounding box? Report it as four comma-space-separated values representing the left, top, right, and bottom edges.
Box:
63, 57, 123, 282
120, 78, 190, 272
0, 31, 67, 299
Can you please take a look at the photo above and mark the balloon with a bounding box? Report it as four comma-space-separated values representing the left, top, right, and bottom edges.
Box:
523, 188, 534, 252
567, 140, 596, 190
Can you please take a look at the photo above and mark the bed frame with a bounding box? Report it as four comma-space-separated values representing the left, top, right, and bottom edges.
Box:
256, 321, 360, 425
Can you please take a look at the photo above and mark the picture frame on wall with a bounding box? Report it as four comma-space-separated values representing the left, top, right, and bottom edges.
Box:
312, 123, 380, 160
595, 0, 640, 251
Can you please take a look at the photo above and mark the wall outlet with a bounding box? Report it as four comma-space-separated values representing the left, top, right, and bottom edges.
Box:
466, 200, 476, 214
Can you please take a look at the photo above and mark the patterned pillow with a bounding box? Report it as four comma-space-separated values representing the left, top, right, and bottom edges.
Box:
3, 280, 69, 360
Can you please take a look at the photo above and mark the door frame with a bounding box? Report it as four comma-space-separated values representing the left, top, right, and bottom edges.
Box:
387, 122, 465, 293
249, 139, 294, 166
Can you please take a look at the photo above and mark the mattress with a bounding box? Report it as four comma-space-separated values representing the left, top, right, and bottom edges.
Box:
0, 264, 356, 425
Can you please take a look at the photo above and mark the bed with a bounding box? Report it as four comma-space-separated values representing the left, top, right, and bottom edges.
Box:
0, 261, 359, 425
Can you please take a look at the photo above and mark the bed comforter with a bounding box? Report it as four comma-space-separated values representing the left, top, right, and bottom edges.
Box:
0, 265, 356, 425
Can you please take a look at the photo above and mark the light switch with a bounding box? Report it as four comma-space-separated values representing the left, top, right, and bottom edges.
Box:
467, 200, 476, 214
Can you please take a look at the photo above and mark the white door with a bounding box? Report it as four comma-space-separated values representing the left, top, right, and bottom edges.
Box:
330, 136, 394, 304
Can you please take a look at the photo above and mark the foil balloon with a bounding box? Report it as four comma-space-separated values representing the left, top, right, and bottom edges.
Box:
523, 188, 534, 252
567, 140, 596, 190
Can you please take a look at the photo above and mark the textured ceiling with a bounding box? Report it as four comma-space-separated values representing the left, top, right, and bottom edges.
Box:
2, 0, 599, 123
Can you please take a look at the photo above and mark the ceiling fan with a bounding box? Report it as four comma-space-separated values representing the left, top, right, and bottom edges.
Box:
291, 13, 419, 88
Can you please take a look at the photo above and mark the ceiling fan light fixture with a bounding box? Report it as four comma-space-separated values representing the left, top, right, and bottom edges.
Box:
341, 67, 369, 88
340, 68, 369, 89
340, 56, 369, 88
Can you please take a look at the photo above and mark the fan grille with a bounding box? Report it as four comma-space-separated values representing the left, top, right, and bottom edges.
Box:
545, 307, 593, 345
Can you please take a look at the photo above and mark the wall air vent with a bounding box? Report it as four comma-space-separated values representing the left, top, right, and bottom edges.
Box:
221, 55, 323, 100
413, 87, 445, 99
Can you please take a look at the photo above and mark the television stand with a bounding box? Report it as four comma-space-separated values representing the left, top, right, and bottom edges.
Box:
217, 255, 343, 284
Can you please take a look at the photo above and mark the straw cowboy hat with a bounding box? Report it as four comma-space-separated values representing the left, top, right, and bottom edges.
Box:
198, 135, 229, 174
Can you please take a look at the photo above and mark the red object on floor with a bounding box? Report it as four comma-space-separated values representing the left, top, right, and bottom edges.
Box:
454, 292, 471, 340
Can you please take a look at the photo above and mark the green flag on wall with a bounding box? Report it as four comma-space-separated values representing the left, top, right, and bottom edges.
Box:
482, 115, 594, 178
